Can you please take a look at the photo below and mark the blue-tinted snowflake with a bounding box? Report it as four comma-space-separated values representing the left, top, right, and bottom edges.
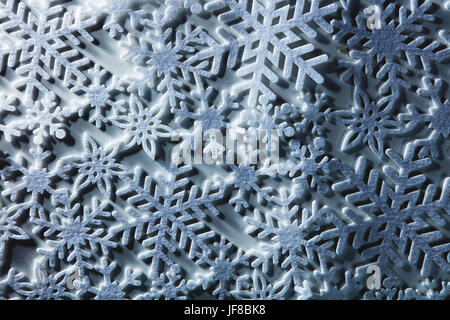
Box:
245, 188, 335, 286
0, 0, 96, 101
278, 138, 331, 194
70, 64, 126, 129
111, 94, 173, 160
226, 164, 273, 212
1, 148, 68, 203
1, 261, 77, 300
136, 265, 199, 300
32, 197, 117, 274
119, 11, 225, 107
112, 164, 225, 277
333, 87, 415, 158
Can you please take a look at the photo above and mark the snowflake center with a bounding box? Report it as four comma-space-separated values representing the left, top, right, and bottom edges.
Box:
233, 166, 257, 190
199, 108, 224, 130
89, 86, 109, 108
357, 106, 385, 136
300, 102, 319, 121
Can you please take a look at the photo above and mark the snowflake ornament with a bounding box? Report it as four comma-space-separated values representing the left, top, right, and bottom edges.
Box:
0, 0, 448, 300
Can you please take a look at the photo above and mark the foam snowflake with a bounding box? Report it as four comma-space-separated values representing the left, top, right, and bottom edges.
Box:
246, 189, 335, 286
333, 0, 449, 95
31, 197, 117, 274
0, 0, 96, 101
333, 87, 416, 158
136, 265, 199, 300
206, 0, 338, 107
278, 137, 331, 194
226, 164, 273, 212
111, 94, 173, 160
119, 11, 225, 107
195, 237, 250, 300
111, 164, 225, 277
70, 64, 126, 129
57, 134, 126, 197
0, 148, 68, 203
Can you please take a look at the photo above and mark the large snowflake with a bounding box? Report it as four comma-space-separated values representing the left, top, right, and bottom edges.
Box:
206, 0, 337, 107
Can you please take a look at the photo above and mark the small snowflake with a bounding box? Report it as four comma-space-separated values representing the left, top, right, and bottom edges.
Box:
71, 64, 126, 129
